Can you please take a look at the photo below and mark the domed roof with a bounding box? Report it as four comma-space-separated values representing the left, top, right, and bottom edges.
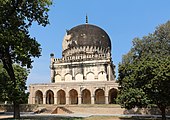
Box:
62, 24, 111, 52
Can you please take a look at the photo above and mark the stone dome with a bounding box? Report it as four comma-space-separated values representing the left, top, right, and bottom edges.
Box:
62, 24, 111, 52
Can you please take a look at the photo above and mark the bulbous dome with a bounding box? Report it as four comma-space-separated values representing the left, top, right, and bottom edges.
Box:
62, 24, 111, 52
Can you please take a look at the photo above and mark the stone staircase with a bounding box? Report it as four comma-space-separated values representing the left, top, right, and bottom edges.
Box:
35, 104, 124, 115
35, 105, 73, 114
52, 107, 73, 114
35, 105, 57, 114
67, 105, 124, 114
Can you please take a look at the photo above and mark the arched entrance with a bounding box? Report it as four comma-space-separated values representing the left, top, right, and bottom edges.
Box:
57, 90, 66, 104
82, 89, 91, 104
35, 90, 43, 104
46, 90, 54, 104
95, 89, 105, 104
108, 88, 117, 104
69, 89, 78, 104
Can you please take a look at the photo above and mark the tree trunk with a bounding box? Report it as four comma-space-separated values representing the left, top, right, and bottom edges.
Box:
14, 101, 20, 119
1, 49, 20, 119
160, 106, 166, 120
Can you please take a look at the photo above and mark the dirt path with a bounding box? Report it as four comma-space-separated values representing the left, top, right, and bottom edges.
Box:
0, 115, 13, 119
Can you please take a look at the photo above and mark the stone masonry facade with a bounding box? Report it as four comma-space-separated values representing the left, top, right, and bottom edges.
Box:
29, 22, 118, 105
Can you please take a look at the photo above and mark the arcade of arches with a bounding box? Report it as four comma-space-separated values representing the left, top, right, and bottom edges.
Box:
34, 87, 117, 105
29, 23, 119, 104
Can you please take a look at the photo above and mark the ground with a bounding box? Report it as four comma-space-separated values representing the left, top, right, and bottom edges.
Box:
1, 115, 170, 120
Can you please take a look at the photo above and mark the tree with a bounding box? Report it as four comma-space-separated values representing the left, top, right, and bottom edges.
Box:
117, 21, 170, 120
0, 64, 29, 104
0, 0, 52, 118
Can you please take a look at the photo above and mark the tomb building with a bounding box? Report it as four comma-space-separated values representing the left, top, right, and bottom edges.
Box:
29, 20, 118, 105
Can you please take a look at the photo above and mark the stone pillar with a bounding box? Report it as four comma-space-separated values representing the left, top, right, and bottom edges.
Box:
105, 87, 109, 104
72, 68, 75, 80
50, 69, 55, 83
50, 53, 55, 83
105, 96, 109, 104
32, 97, 35, 104
94, 66, 98, 80
91, 95, 95, 104
43, 95, 46, 104
78, 95, 82, 104
54, 97, 57, 104
108, 64, 111, 81
66, 96, 69, 105
66, 89, 69, 105
28, 86, 33, 104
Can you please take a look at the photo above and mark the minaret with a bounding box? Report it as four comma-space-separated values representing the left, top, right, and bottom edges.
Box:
50, 53, 55, 83
86, 14, 88, 24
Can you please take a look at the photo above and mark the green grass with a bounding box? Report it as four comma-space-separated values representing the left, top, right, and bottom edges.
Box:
83, 116, 170, 120
2, 116, 170, 120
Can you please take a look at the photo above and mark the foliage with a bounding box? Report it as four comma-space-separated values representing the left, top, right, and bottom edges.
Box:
0, 64, 29, 104
0, 0, 52, 118
0, 0, 52, 68
117, 21, 170, 120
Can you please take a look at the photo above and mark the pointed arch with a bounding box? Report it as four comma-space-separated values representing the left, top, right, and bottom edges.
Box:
108, 88, 118, 104
55, 74, 61, 82
82, 89, 91, 104
46, 90, 54, 104
35, 90, 43, 104
65, 73, 72, 81
57, 89, 66, 104
95, 89, 105, 104
75, 73, 83, 81
98, 71, 107, 81
69, 89, 78, 104
86, 72, 94, 81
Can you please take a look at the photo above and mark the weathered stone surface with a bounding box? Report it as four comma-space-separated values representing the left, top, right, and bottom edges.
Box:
29, 23, 118, 105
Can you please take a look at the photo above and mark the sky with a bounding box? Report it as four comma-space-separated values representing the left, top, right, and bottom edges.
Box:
27, 0, 170, 86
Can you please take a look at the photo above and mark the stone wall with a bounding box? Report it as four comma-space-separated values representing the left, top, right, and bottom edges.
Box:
29, 81, 118, 104
62, 105, 170, 115
1, 104, 170, 115
0, 104, 37, 112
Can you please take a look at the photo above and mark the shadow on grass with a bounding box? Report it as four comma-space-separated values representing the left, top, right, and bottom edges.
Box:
82, 116, 170, 120
2, 116, 170, 120
119, 116, 170, 120
1, 116, 82, 120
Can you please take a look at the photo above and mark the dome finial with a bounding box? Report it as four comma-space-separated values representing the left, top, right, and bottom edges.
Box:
86, 14, 88, 24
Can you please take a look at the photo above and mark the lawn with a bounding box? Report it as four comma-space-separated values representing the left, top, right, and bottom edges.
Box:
2, 116, 170, 120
